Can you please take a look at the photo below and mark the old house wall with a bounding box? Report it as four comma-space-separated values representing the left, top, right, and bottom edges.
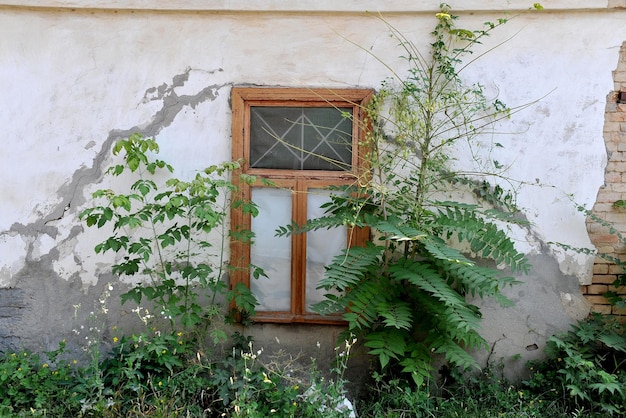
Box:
0, 0, 624, 377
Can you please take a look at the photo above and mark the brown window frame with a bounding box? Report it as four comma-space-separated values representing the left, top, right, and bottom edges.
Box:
230, 87, 372, 324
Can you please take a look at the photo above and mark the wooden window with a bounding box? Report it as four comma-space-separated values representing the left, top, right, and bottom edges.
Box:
230, 87, 372, 324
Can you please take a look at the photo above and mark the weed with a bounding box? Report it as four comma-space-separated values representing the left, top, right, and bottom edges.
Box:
524, 314, 626, 416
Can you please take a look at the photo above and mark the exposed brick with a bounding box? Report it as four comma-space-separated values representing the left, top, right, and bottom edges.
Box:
591, 42, 626, 320
593, 234, 620, 244
586, 295, 611, 304
595, 191, 622, 203
586, 284, 609, 294
605, 172, 622, 183
588, 222, 617, 234
610, 152, 626, 162
605, 131, 623, 143
609, 183, 626, 193
605, 112, 626, 122
596, 245, 617, 254
590, 205, 615, 216
602, 212, 626, 223
591, 304, 612, 315
608, 285, 626, 293
595, 256, 612, 264
604, 121, 621, 132
605, 161, 626, 172
612, 305, 626, 315
593, 263, 609, 274
593, 274, 619, 284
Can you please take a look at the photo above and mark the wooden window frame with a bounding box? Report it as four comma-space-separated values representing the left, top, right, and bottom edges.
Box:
230, 87, 372, 324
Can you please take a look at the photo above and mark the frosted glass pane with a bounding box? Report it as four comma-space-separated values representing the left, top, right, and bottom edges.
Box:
250, 107, 353, 171
306, 189, 347, 310
251, 188, 292, 311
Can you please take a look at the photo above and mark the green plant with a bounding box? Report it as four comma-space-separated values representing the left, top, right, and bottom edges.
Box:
524, 314, 626, 416
360, 362, 569, 418
278, 5, 531, 385
79, 133, 260, 340
0, 341, 80, 416
205, 333, 298, 417
296, 337, 357, 418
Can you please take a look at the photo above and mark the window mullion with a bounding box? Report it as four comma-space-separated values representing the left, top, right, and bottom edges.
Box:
292, 179, 308, 315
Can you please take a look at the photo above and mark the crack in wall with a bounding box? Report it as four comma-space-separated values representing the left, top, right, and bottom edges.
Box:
2, 67, 228, 283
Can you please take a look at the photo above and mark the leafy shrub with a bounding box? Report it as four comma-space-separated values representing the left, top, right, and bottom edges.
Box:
524, 314, 626, 416
79, 133, 260, 339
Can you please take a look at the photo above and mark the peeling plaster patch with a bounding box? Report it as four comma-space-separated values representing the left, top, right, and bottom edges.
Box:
173, 68, 225, 97
560, 291, 590, 321
472, 251, 589, 379
0, 234, 28, 288
31, 234, 56, 261
555, 251, 594, 284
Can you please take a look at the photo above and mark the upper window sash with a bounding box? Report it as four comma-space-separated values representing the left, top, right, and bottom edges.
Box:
232, 87, 372, 180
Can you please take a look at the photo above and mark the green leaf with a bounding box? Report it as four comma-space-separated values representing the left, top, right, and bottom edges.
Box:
317, 243, 384, 292
364, 329, 408, 369
377, 301, 413, 330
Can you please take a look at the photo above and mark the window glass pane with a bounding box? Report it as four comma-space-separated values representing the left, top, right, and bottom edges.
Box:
250, 187, 292, 311
305, 189, 347, 311
250, 107, 353, 171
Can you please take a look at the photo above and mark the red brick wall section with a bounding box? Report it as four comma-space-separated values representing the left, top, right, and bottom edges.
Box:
585, 41, 626, 316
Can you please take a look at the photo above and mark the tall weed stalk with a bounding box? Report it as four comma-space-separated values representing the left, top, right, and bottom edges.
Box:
279, 5, 533, 385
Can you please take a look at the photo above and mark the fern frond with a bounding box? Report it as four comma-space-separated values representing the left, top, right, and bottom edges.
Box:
407, 280, 485, 341
389, 259, 467, 309
318, 243, 384, 291
421, 236, 474, 266
441, 260, 519, 302
364, 329, 408, 369
434, 204, 530, 273
398, 343, 434, 387
377, 301, 413, 330
427, 334, 482, 371
340, 279, 389, 330
310, 294, 345, 316
275, 215, 353, 237
369, 214, 427, 241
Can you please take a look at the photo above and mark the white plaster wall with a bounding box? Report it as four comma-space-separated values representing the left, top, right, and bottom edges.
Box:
0, 3, 623, 360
